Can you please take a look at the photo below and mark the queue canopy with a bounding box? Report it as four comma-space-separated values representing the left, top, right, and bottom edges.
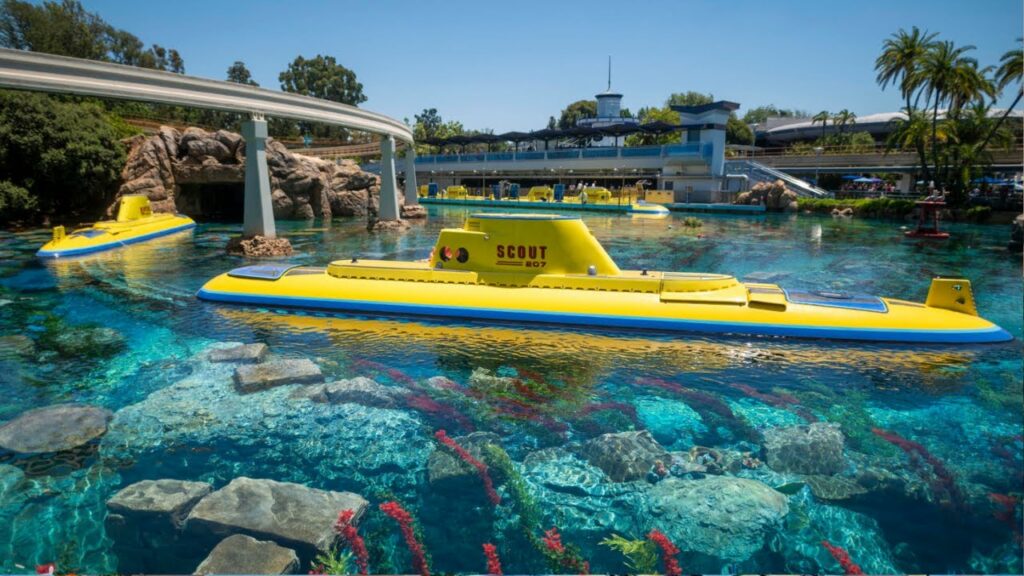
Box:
599, 123, 642, 146
639, 121, 680, 134
529, 128, 562, 150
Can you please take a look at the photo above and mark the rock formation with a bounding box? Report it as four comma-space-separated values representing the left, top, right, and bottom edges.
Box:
0, 404, 113, 454
225, 235, 293, 258
114, 126, 422, 221
194, 534, 299, 575
648, 476, 789, 562
764, 422, 846, 476
735, 179, 799, 212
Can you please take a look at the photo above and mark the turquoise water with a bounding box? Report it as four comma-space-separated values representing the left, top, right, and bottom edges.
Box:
0, 207, 1021, 574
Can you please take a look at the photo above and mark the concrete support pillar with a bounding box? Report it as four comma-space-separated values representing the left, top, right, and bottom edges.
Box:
403, 145, 419, 205
379, 135, 400, 221
242, 117, 275, 238
898, 173, 913, 193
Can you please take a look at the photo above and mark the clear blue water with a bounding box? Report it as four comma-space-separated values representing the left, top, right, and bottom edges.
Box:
0, 207, 1020, 574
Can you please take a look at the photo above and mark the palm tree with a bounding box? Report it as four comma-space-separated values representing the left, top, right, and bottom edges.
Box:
919, 41, 986, 179
875, 27, 938, 113
812, 110, 830, 140
832, 109, 857, 135
886, 107, 934, 177
944, 101, 1013, 202
978, 38, 1023, 151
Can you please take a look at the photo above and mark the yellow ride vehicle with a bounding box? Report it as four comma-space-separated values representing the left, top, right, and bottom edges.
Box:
445, 185, 469, 199
198, 213, 1011, 344
37, 195, 195, 259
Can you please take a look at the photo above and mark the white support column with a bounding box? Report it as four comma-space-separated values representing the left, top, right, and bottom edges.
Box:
242, 115, 275, 238
404, 145, 419, 205
379, 135, 400, 221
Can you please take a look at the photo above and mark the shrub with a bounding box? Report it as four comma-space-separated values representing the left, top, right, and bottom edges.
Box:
797, 198, 916, 218
0, 90, 128, 223
965, 205, 992, 223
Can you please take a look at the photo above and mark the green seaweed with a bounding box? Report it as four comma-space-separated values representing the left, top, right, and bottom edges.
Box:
599, 533, 658, 573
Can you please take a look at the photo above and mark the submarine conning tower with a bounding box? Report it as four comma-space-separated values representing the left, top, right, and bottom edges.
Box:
428, 214, 621, 276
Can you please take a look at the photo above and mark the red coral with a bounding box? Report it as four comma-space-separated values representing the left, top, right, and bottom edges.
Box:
380, 501, 429, 576
482, 543, 503, 575
542, 526, 565, 554
872, 427, 963, 508
540, 527, 588, 574
405, 393, 475, 431
434, 429, 501, 506
35, 565, 55, 576
647, 529, 682, 576
333, 509, 369, 575
728, 382, 818, 423
821, 540, 864, 575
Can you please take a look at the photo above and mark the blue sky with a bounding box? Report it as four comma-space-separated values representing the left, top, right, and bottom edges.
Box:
85, 0, 1022, 131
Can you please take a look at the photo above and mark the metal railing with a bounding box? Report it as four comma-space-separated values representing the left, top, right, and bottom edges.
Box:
724, 159, 830, 198
414, 143, 710, 164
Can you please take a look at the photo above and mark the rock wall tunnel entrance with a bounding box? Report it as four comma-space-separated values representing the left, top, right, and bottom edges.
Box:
176, 183, 245, 222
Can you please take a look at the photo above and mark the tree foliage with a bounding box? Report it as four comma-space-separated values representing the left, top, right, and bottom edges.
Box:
226, 60, 258, 86
279, 54, 366, 106
726, 115, 753, 145
557, 100, 597, 129
0, 90, 126, 222
874, 27, 1016, 203
0, 0, 184, 72
666, 91, 713, 107
742, 105, 808, 125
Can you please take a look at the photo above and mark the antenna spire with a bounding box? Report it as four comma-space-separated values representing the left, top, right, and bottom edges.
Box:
607, 56, 612, 91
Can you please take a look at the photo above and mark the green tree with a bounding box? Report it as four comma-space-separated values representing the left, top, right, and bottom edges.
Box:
875, 26, 938, 114
557, 100, 597, 129
666, 91, 713, 107
0, 90, 126, 222
414, 108, 444, 140
978, 38, 1023, 151
279, 54, 365, 142
279, 54, 366, 105
0, 0, 186, 72
546, 116, 557, 130
625, 106, 680, 146
832, 109, 857, 135
742, 105, 807, 124
226, 60, 258, 86
920, 40, 993, 180
725, 115, 753, 145
812, 110, 830, 140
885, 106, 934, 179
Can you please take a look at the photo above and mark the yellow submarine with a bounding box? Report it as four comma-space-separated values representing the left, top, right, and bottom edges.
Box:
37, 195, 195, 259
198, 213, 1011, 344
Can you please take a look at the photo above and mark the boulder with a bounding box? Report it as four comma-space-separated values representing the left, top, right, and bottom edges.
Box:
209, 343, 268, 364
401, 204, 428, 219
734, 179, 800, 211
0, 404, 112, 454
233, 359, 323, 393
0, 334, 34, 359
46, 325, 126, 358
226, 235, 294, 258
107, 479, 212, 530
296, 377, 406, 408
194, 534, 299, 575
428, 432, 501, 488
581, 430, 669, 482
271, 189, 294, 219
804, 474, 868, 501
368, 218, 411, 233
648, 476, 789, 562
764, 422, 846, 475
184, 477, 368, 558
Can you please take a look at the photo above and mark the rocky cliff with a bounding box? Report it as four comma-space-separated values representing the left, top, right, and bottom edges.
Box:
113, 127, 406, 220
734, 180, 799, 212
